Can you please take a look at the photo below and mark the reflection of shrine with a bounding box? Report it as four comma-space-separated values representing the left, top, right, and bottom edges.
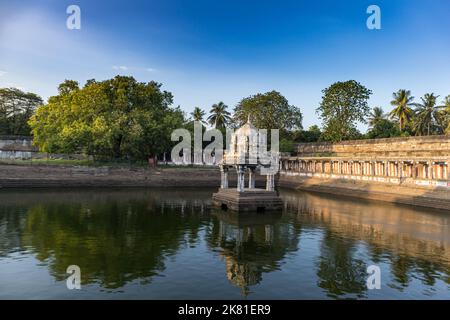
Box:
210, 210, 299, 296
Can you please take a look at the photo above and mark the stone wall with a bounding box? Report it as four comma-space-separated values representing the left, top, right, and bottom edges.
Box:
295, 135, 450, 159
0, 136, 35, 159
279, 135, 450, 210
0, 136, 89, 160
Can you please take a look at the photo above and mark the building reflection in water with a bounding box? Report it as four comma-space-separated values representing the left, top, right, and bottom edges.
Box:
209, 210, 300, 296
281, 189, 450, 297
0, 188, 449, 298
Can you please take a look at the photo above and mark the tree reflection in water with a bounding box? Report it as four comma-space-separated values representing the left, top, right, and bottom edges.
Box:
0, 188, 449, 298
1, 189, 211, 289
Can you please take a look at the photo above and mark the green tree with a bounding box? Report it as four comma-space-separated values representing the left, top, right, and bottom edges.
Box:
29, 76, 184, 160
438, 95, 450, 134
0, 87, 43, 135
233, 91, 302, 131
207, 101, 231, 129
366, 119, 400, 139
412, 93, 440, 136
389, 89, 414, 132
317, 80, 372, 142
293, 125, 322, 143
368, 107, 385, 129
58, 79, 79, 95
190, 107, 206, 123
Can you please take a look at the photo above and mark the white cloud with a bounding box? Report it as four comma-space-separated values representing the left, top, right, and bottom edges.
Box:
113, 65, 128, 71
0, 70, 6, 76
146, 68, 156, 72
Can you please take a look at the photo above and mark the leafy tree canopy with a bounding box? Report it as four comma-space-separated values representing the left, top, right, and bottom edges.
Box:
317, 80, 372, 142
292, 125, 322, 143
29, 76, 184, 160
365, 119, 401, 139
233, 90, 302, 131
0, 87, 43, 136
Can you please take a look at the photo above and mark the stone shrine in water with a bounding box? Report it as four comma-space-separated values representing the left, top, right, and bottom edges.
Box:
212, 116, 282, 212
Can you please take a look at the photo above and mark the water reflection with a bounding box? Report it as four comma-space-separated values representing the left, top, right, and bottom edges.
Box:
0, 188, 449, 299
281, 190, 450, 297
208, 210, 299, 296
0, 189, 211, 290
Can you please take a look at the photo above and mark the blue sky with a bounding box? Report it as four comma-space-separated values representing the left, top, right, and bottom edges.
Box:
0, 0, 449, 130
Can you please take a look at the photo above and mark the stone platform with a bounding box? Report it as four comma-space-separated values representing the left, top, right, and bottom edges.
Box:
212, 188, 283, 212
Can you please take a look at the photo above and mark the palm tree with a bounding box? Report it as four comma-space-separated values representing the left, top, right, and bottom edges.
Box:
412, 93, 440, 136
207, 101, 231, 128
389, 89, 414, 131
190, 107, 205, 124
368, 107, 385, 128
438, 95, 450, 134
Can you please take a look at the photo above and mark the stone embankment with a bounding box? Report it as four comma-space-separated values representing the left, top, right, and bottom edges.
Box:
0, 164, 265, 188
278, 175, 450, 211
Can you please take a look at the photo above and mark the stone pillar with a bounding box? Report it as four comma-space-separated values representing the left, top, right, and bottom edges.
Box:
447, 161, 450, 180
248, 167, 256, 189
236, 165, 245, 192
266, 174, 275, 191
427, 161, 433, 180
220, 166, 229, 189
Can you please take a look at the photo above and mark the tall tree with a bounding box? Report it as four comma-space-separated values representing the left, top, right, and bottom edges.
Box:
412, 93, 440, 136
293, 125, 322, 143
29, 76, 184, 160
58, 80, 79, 95
368, 107, 385, 129
316, 80, 371, 141
389, 89, 414, 132
0, 87, 43, 135
233, 91, 302, 131
366, 119, 400, 139
207, 101, 231, 128
190, 107, 206, 124
438, 95, 450, 134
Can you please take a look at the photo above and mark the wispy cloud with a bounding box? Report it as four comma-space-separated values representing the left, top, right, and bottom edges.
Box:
0, 70, 6, 76
112, 66, 156, 73
112, 65, 128, 71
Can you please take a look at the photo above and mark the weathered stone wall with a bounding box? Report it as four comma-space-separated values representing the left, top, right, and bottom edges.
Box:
0, 136, 35, 159
0, 164, 267, 188
295, 135, 450, 159
0, 136, 35, 151
280, 135, 450, 210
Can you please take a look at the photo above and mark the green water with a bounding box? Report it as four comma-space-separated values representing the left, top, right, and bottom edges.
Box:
0, 188, 449, 299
